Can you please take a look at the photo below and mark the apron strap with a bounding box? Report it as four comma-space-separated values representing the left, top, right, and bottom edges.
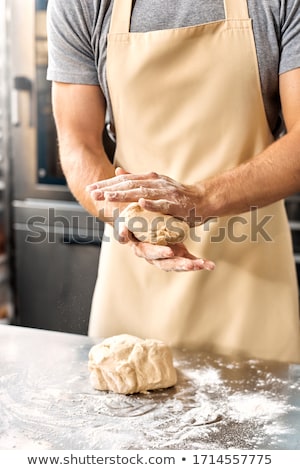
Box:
224, 0, 249, 19
109, 0, 249, 34
109, 0, 133, 34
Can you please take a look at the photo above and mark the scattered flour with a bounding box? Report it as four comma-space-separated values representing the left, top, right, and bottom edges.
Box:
226, 392, 293, 422
1, 358, 299, 450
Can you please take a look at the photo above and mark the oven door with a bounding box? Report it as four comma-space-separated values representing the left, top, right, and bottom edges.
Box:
13, 199, 104, 334
9, 0, 71, 201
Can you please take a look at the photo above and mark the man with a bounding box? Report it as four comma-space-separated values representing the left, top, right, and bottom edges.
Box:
47, 0, 300, 362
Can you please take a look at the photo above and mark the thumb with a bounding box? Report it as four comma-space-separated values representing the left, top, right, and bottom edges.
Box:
115, 166, 129, 176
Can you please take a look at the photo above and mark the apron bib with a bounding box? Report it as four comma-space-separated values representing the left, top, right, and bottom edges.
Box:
89, 0, 300, 363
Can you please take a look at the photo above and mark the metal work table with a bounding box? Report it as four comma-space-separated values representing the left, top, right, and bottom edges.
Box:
0, 325, 300, 450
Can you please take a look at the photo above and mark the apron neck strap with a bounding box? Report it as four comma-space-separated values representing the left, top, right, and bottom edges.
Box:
224, 0, 249, 19
109, 0, 250, 34
109, 0, 133, 34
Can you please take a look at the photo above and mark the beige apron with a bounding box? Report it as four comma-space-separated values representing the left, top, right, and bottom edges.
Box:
89, 0, 300, 363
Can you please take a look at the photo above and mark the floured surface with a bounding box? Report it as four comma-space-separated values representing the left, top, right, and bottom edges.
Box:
1, 325, 300, 450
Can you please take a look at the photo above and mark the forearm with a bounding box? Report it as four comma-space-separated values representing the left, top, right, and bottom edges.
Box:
200, 125, 300, 220
90, 126, 300, 225
52, 82, 116, 218
59, 140, 115, 217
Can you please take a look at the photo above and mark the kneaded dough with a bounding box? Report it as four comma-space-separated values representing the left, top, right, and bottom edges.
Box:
120, 203, 189, 245
88, 334, 177, 394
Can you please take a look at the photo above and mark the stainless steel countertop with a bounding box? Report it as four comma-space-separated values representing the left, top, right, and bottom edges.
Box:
1, 325, 300, 450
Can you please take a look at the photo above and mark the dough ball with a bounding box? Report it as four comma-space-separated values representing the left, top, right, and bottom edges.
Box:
120, 203, 189, 245
88, 334, 177, 394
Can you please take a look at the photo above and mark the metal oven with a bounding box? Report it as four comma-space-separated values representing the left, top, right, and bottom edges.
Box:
6, 0, 106, 334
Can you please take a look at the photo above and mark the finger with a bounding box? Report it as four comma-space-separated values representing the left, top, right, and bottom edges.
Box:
90, 188, 105, 200
114, 207, 139, 243
116, 220, 131, 244
166, 243, 207, 260
150, 257, 215, 272
86, 172, 159, 192
129, 241, 174, 260
138, 197, 174, 214
115, 167, 129, 176
148, 257, 207, 272
202, 259, 215, 270
88, 179, 163, 200
171, 245, 216, 270
104, 187, 168, 202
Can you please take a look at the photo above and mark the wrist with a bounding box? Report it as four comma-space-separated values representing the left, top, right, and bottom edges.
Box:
191, 178, 223, 224
196, 167, 255, 221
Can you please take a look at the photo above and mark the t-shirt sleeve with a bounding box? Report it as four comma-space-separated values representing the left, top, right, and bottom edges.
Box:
279, 0, 300, 74
46, 0, 99, 84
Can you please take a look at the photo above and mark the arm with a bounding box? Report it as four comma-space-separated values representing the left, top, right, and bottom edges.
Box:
198, 68, 300, 220
52, 82, 214, 271
88, 68, 300, 223
52, 82, 116, 218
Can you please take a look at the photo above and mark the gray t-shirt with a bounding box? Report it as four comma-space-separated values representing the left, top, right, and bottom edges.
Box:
47, 0, 300, 136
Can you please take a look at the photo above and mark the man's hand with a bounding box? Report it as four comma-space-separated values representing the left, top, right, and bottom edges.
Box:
86, 170, 205, 226
86, 169, 215, 272
115, 212, 215, 271
128, 240, 215, 272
